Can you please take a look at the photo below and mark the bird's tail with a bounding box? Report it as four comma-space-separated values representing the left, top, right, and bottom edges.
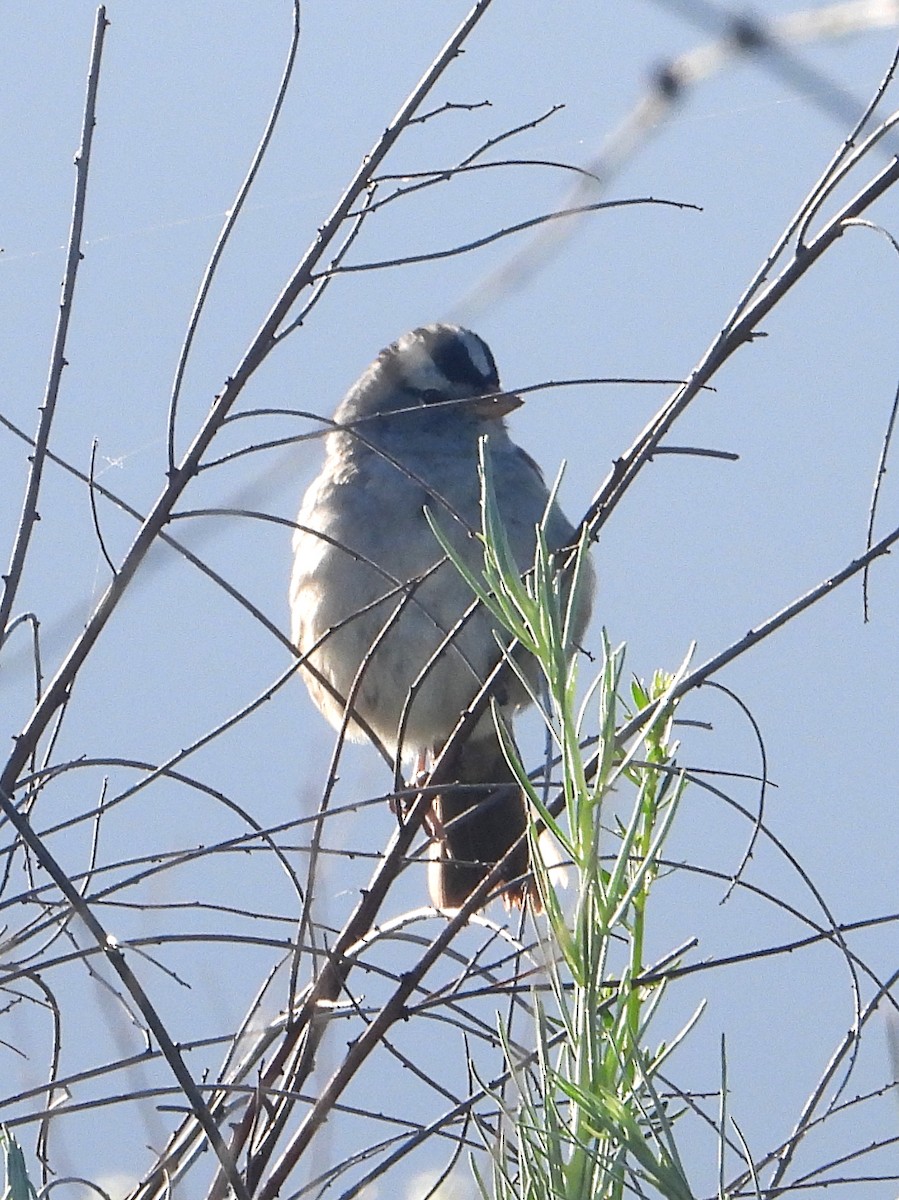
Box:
426, 733, 538, 912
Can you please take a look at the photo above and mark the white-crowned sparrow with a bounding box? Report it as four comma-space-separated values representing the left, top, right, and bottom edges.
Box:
290, 324, 593, 909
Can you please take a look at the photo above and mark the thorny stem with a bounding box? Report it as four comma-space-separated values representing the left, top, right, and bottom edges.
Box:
0, 9, 107, 648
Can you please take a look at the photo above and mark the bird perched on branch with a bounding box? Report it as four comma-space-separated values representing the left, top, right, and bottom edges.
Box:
290, 324, 592, 910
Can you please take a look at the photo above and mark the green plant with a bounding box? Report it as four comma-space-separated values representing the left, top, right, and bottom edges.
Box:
1, 1129, 37, 1200
436, 443, 699, 1199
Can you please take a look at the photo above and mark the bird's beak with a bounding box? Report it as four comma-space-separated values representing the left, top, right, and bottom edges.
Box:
471, 391, 523, 420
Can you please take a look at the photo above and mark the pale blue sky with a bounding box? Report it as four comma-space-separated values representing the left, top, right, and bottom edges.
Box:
2, 3, 898, 1197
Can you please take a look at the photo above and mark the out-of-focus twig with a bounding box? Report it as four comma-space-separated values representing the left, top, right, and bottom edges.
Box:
457, 0, 899, 319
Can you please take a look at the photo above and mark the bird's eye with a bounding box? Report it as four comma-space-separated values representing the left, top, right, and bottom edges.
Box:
429, 331, 498, 393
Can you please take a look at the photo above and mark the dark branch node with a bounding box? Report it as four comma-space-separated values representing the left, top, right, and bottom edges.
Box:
729, 15, 769, 51
652, 62, 683, 100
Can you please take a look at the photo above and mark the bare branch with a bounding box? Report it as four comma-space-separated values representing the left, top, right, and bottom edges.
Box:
0, 8, 108, 646
167, 0, 303, 464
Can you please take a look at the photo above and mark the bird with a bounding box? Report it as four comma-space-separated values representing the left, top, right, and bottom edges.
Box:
289, 323, 593, 910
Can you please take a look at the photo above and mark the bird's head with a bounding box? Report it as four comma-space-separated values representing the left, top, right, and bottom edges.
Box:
334, 324, 522, 440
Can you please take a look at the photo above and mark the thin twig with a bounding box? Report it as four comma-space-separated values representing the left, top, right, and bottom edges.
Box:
88, 440, 117, 577
3, 0, 475, 804
166, 1, 302, 471
581, 152, 899, 541
369, 156, 603, 212
312, 197, 699, 278
459, 0, 899, 317
836, 218, 899, 620
408, 98, 492, 126
0, 8, 108, 647
0, 782, 251, 1200
613, 516, 899, 752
